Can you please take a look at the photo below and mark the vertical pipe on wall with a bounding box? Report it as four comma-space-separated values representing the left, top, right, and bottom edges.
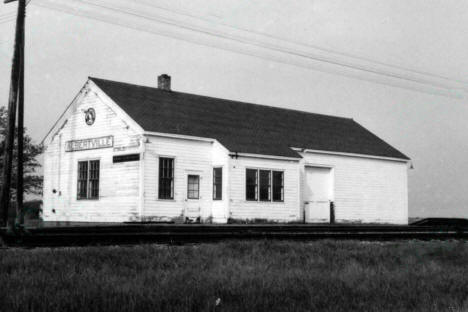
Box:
138, 137, 146, 221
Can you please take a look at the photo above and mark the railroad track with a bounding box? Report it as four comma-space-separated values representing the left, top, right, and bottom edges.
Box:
1, 224, 468, 247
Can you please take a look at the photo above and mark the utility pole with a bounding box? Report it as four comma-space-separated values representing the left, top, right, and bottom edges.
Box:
16, 9, 25, 226
0, 0, 26, 228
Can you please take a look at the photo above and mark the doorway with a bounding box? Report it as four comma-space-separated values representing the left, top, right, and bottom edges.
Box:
304, 166, 333, 223
185, 174, 201, 222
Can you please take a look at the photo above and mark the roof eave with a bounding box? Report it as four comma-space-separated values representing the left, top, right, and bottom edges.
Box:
228, 152, 302, 161
291, 147, 411, 163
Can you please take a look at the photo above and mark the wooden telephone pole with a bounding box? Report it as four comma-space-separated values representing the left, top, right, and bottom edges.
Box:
0, 0, 26, 229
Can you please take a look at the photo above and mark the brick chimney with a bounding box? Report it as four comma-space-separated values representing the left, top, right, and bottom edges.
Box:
158, 74, 171, 91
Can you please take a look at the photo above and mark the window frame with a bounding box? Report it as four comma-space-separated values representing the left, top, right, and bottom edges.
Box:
88, 160, 100, 199
259, 170, 271, 202
158, 157, 175, 200
246, 168, 258, 201
272, 171, 284, 202
187, 174, 200, 199
213, 167, 223, 200
245, 168, 285, 203
77, 161, 88, 200
77, 159, 100, 200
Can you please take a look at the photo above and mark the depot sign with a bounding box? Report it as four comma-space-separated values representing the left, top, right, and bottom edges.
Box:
65, 136, 114, 152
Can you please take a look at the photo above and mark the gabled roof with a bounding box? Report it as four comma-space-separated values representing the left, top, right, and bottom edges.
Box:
90, 77, 409, 160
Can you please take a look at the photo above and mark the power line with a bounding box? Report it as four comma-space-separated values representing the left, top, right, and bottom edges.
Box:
0, 13, 16, 20
37, 0, 465, 97
0, 1, 32, 24
31, 0, 465, 98
0, 17, 16, 25
0, 16, 16, 21
79, 0, 468, 93
135, 0, 468, 86
0, 12, 17, 22
0, 11, 16, 16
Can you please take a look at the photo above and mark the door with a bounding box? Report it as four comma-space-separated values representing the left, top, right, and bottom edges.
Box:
185, 174, 201, 222
304, 166, 333, 223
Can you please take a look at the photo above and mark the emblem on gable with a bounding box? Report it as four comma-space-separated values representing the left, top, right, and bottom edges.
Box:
84, 108, 96, 126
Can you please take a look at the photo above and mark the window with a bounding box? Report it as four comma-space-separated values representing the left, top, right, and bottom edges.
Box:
213, 167, 222, 200
77, 161, 88, 199
89, 160, 100, 199
159, 157, 174, 199
187, 175, 200, 199
259, 170, 271, 201
77, 160, 100, 200
246, 169, 258, 201
246, 169, 284, 202
272, 171, 284, 202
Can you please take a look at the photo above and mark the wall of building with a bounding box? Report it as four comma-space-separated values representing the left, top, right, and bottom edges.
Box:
143, 136, 222, 222
43, 88, 143, 222
228, 156, 302, 222
299, 152, 408, 224
42, 83, 408, 225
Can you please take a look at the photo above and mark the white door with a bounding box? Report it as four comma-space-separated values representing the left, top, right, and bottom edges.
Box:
211, 167, 226, 223
304, 166, 333, 223
184, 174, 201, 222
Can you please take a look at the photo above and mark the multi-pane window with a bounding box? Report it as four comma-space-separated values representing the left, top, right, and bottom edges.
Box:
246, 169, 258, 201
246, 169, 284, 202
187, 175, 200, 199
213, 167, 222, 200
159, 157, 174, 199
89, 160, 100, 198
272, 171, 284, 202
77, 161, 88, 199
259, 170, 271, 201
77, 160, 100, 200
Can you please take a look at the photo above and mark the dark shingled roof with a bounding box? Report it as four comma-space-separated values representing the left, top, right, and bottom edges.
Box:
90, 77, 409, 160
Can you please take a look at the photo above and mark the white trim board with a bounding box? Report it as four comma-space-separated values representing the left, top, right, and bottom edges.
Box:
292, 148, 410, 163
144, 131, 215, 143
229, 152, 301, 162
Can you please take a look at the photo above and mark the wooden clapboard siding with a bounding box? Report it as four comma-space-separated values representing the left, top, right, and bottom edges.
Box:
42, 86, 143, 222
299, 152, 408, 224
143, 136, 217, 221
228, 157, 301, 222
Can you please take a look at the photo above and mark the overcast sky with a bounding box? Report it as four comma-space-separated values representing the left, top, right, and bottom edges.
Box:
1, 0, 468, 218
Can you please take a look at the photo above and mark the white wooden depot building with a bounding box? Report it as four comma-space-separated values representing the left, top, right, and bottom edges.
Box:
42, 75, 410, 224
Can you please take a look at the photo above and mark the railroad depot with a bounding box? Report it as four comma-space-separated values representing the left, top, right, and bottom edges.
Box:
42, 75, 410, 224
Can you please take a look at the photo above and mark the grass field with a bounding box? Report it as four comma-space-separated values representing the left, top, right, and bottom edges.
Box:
1, 240, 468, 312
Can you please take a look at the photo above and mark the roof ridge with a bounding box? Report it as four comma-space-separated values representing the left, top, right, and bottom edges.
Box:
88, 76, 409, 160
89, 76, 354, 121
